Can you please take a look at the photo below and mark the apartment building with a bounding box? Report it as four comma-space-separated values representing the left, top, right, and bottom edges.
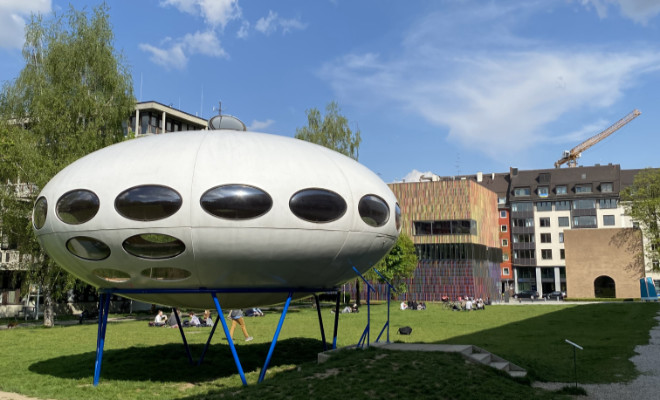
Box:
505, 164, 636, 297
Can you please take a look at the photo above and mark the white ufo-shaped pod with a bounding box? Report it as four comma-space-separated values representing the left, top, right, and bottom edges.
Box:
32, 130, 400, 308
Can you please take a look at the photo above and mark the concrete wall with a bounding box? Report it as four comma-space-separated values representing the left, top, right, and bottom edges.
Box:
564, 228, 644, 298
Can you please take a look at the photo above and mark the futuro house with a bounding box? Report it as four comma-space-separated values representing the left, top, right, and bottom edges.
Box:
32, 120, 400, 308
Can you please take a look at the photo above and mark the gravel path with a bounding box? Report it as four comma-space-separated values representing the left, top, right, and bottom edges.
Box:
534, 312, 660, 399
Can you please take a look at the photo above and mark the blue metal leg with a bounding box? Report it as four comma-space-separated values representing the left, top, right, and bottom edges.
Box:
198, 317, 221, 366
332, 290, 340, 349
93, 293, 111, 386
173, 308, 193, 364
258, 292, 293, 383
313, 294, 327, 351
211, 293, 247, 386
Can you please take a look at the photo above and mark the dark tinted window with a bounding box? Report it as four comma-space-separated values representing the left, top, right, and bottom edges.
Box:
358, 195, 389, 227
56, 190, 100, 224
66, 237, 111, 260
115, 185, 182, 221
289, 188, 347, 223
395, 203, 401, 231
123, 234, 185, 259
141, 267, 191, 281
201, 184, 272, 219
33, 197, 48, 229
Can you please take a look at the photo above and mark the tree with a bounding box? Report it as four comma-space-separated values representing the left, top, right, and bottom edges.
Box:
621, 168, 660, 271
0, 4, 135, 326
295, 101, 361, 161
296, 101, 363, 302
369, 233, 418, 294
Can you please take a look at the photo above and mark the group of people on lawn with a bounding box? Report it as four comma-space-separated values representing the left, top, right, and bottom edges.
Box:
153, 307, 263, 342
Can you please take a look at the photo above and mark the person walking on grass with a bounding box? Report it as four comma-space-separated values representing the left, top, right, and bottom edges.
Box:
228, 309, 253, 341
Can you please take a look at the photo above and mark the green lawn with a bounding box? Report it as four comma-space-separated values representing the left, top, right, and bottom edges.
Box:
0, 301, 657, 399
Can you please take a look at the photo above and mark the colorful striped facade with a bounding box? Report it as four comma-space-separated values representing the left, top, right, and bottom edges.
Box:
346, 180, 501, 303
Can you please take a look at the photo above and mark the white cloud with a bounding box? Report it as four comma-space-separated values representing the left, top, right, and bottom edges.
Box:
139, 30, 227, 70
255, 10, 307, 36
401, 170, 436, 183
581, 0, 660, 24
247, 119, 275, 131
160, 0, 241, 29
236, 21, 250, 39
319, 4, 660, 161
0, 0, 51, 49
255, 10, 278, 35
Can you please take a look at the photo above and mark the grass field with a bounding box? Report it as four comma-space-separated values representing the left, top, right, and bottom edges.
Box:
0, 301, 658, 399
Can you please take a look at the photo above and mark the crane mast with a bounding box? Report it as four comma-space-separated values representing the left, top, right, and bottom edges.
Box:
554, 109, 641, 168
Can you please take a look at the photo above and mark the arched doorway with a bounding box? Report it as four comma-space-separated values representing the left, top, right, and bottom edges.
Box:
594, 275, 616, 298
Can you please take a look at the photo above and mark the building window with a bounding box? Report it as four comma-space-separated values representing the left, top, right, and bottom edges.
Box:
503, 254, 510, 261
653, 260, 659, 270
541, 249, 552, 260
539, 217, 551, 227
599, 198, 618, 209
603, 215, 615, 226
413, 220, 478, 235
601, 182, 613, 193
501, 225, 508, 232
538, 186, 549, 198
540, 233, 551, 243
573, 215, 597, 228
514, 187, 531, 197
503, 267, 510, 275
558, 216, 570, 227
513, 218, 534, 227
512, 202, 533, 212
536, 201, 552, 211
575, 184, 592, 194
573, 199, 596, 210
556, 185, 567, 195
513, 234, 534, 243
500, 210, 507, 218
502, 239, 508, 247
556, 200, 571, 211
559, 232, 564, 243
498, 196, 507, 205
560, 249, 565, 259
514, 249, 535, 259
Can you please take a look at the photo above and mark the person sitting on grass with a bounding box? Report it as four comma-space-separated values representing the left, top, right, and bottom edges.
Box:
188, 312, 201, 327
167, 309, 179, 328
154, 310, 167, 327
202, 310, 213, 326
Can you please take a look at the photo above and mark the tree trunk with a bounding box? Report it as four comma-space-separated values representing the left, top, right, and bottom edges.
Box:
43, 288, 55, 327
355, 278, 361, 306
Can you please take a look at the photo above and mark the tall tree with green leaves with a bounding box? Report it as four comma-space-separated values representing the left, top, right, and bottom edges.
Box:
369, 233, 418, 294
621, 168, 660, 271
295, 101, 361, 161
0, 4, 134, 326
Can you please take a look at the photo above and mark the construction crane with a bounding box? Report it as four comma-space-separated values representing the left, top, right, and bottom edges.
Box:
554, 109, 641, 168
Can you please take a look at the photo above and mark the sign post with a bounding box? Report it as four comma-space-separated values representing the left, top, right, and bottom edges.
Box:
565, 339, 583, 388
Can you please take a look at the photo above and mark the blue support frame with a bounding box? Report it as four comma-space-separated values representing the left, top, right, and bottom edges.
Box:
372, 269, 396, 344
92, 286, 337, 386
352, 267, 375, 348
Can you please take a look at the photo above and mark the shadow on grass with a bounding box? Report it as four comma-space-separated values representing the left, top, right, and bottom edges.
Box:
29, 337, 322, 383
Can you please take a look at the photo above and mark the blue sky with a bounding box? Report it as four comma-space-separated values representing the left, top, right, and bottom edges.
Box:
2, 1, 660, 183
